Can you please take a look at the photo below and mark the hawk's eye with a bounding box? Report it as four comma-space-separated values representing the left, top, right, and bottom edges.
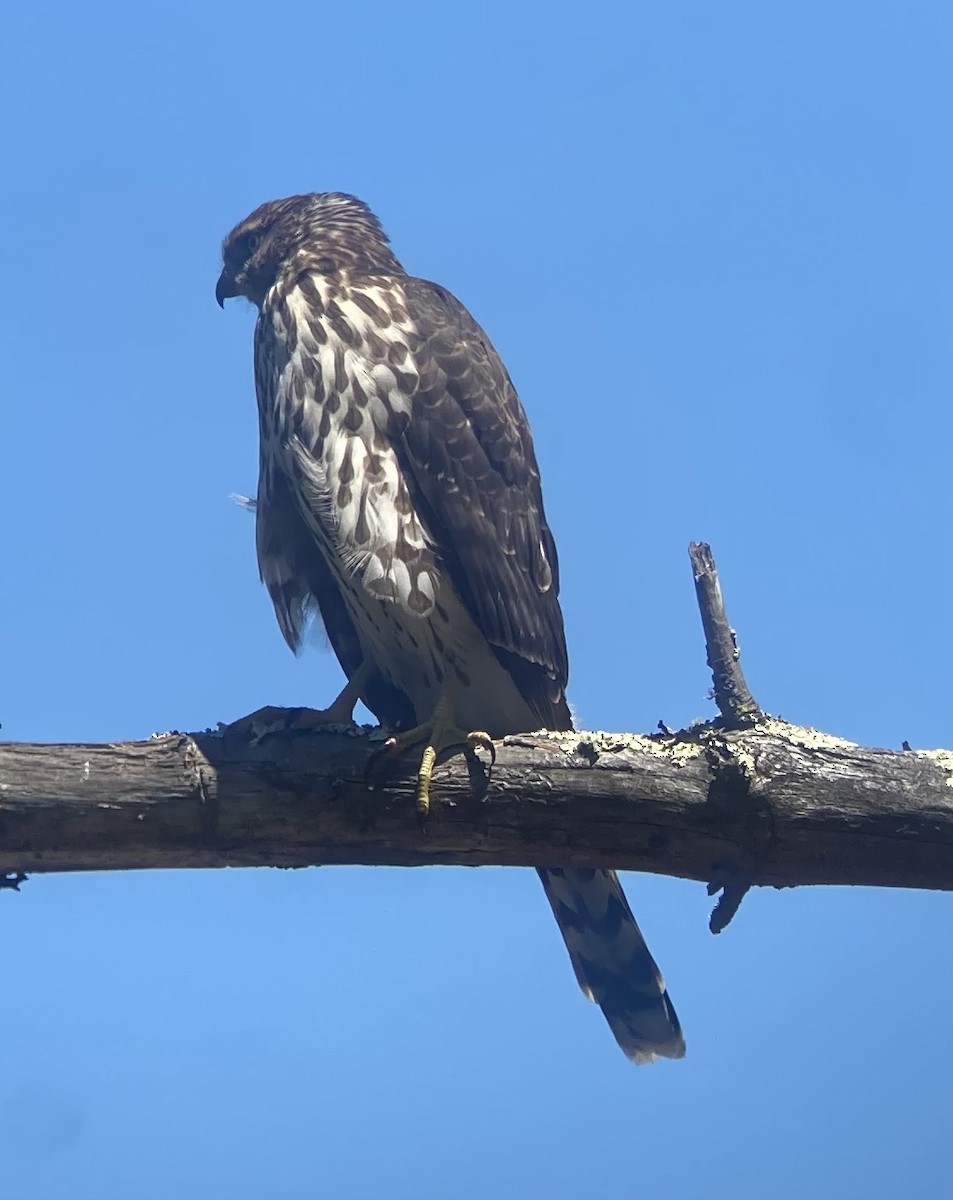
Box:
245, 231, 262, 254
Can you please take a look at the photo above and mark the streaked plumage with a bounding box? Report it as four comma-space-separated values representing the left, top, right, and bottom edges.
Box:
216, 192, 684, 1062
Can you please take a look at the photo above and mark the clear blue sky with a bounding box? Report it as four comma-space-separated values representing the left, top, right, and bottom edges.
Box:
2, 2, 951, 1197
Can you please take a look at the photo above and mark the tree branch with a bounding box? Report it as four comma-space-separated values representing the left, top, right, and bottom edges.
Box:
689, 541, 761, 727
2, 544, 949, 905
0, 721, 950, 889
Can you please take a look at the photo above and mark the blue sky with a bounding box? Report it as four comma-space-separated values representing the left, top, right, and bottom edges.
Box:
2, 2, 951, 1197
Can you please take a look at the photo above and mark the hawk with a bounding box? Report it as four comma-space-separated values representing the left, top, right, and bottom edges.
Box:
216, 193, 685, 1063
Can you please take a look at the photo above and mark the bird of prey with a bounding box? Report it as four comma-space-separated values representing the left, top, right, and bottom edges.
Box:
216, 193, 685, 1063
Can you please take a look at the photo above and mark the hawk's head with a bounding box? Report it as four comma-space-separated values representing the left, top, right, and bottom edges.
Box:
215, 192, 402, 309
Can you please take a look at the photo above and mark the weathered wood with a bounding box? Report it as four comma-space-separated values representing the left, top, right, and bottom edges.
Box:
0, 719, 950, 890
689, 542, 761, 728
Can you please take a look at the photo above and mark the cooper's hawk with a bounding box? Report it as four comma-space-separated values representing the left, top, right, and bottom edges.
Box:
216, 193, 685, 1063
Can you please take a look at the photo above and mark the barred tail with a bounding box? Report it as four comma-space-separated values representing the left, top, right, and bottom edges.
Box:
537, 867, 685, 1064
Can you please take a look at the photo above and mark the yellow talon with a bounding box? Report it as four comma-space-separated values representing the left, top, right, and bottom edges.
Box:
367, 700, 496, 820
466, 732, 496, 766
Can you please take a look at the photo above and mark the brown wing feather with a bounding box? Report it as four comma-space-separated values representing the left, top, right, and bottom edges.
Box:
399, 278, 572, 732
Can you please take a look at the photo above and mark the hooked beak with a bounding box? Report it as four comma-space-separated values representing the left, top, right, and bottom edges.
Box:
215, 268, 240, 308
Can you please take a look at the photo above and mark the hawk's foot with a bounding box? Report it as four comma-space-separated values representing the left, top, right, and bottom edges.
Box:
413, 728, 495, 821
368, 699, 496, 822
225, 664, 372, 743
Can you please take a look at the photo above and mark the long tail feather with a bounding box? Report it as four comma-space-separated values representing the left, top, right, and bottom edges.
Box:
537, 867, 685, 1063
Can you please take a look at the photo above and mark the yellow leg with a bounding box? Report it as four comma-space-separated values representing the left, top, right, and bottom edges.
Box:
373, 694, 495, 818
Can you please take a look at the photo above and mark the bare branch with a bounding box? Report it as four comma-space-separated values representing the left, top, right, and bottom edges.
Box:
690, 541, 761, 727
0, 721, 950, 892
3, 543, 948, 913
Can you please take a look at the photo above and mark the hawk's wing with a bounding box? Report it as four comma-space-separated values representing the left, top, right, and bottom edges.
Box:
398, 278, 572, 732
